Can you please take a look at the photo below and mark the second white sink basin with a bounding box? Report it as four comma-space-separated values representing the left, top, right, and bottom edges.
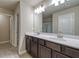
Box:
39, 34, 66, 41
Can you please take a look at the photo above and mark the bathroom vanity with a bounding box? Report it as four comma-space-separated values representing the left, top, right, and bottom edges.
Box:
25, 33, 79, 58
28, 0, 79, 58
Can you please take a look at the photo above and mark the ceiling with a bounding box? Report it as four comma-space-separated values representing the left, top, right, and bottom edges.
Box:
24, 0, 44, 7
0, 0, 44, 11
43, 0, 79, 17
0, 0, 19, 11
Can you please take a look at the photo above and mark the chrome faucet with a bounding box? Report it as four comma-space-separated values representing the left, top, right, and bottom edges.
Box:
57, 31, 63, 38
35, 32, 40, 35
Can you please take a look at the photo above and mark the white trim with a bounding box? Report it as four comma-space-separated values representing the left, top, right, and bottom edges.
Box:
19, 50, 26, 55
0, 41, 9, 44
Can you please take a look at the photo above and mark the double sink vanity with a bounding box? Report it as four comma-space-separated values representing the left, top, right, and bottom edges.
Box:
25, 32, 79, 58
25, 0, 79, 58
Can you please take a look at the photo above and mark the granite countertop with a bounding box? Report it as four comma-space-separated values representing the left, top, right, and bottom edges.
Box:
25, 32, 79, 50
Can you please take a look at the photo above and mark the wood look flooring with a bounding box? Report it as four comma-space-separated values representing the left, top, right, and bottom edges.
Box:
0, 43, 32, 58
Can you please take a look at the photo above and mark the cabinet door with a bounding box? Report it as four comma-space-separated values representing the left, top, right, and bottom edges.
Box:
31, 40, 38, 57
38, 45, 51, 58
26, 36, 31, 53
62, 46, 79, 58
52, 51, 69, 58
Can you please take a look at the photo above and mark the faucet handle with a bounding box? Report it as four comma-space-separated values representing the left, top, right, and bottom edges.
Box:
57, 31, 63, 38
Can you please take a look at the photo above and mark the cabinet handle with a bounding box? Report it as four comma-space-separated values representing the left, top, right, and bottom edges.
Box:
61, 47, 65, 52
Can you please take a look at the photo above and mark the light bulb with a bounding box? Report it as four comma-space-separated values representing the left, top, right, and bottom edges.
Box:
34, 6, 45, 14
60, 0, 65, 4
51, 0, 68, 6
51, 0, 59, 6
54, 1, 59, 6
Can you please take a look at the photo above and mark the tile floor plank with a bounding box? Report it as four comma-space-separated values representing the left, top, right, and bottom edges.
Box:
0, 43, 32, 58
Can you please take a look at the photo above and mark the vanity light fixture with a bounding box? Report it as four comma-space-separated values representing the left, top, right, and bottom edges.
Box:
51, 0, 69, 6
34, 5, 45, 14
34, 0, 69, 14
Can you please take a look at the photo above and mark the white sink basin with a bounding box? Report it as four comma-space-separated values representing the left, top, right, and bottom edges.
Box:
40, 35, 66, 41
32, 33, 41, 36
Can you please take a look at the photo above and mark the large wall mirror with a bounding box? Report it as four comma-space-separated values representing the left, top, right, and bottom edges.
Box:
33, 0, 79, 36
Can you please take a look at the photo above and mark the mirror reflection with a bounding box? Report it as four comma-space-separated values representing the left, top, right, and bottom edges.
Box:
33, 0, 79, 36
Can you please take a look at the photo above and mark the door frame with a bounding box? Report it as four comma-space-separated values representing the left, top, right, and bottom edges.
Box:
0, 13, 14, 46
16, 13, 20, 53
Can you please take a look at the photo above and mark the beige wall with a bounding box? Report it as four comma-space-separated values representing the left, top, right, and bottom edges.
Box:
53, 5, 79, 35
0, 15, 10, 42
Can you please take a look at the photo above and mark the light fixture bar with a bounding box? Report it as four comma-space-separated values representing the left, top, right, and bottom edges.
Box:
51, 0, 69, 6
34, 6, 45, 14
60, 0, 65, 4
34, 0, 69, 14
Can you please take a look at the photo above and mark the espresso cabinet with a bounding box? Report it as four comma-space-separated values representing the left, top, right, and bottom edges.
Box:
25, 35, 79, 58
31, 41, 38, 57
62, 46, 79, 58
38, 45, 51, 58
26, 36, 31, 53
30, 37, 38, 57
52, 51, 69, 58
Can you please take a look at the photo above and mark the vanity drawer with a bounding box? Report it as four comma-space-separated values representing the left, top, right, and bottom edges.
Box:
39, 39, 45, 45
46, 41, 61, 52
52, 51, 69, 58
62, 46, 79, 58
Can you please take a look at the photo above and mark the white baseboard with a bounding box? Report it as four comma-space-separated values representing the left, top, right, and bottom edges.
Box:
19, 50, 26, 55
0, 41, 9, 44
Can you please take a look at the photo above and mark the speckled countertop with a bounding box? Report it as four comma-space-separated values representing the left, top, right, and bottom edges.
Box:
25, 32, 79, 50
